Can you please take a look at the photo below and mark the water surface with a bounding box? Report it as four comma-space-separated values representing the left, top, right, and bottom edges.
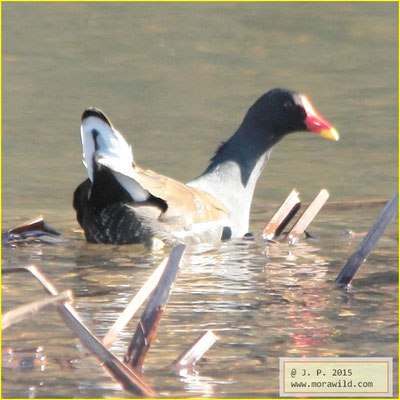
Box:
2, 2, 398, 398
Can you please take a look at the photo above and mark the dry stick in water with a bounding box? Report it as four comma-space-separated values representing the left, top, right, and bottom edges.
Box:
172, 330, 218, 370
7, 215, 60, 236
335, 190, 398, 287
103, 257, 169, 348
285, 189, 329, 244
262, 189, 301, 240
5, 265, 156, 397
2, 290, 73, 330
124, 244, 186, 369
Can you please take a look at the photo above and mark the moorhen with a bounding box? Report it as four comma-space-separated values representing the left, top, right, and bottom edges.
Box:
73, 88, 338, 246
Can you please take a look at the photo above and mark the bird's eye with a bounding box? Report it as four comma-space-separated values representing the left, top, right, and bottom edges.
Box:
295, 105, 307, 120
283, 100, 295, 111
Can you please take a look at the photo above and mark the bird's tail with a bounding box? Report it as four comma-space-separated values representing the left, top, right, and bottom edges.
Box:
80, 108, 150, 203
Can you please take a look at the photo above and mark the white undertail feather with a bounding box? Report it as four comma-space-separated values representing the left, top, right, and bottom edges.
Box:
81, 114, 150, 202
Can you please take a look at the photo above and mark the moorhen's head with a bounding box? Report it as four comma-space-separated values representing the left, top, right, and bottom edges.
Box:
243, 88, 339, 141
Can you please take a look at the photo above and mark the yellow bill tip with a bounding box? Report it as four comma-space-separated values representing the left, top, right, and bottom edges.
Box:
318, 127, 339, 141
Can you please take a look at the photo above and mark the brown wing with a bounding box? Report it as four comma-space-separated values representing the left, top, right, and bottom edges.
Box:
131, 166, 229, 225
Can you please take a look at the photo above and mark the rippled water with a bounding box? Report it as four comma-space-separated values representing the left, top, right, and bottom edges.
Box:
3, 205, 398, 398
2, 2, 398, 398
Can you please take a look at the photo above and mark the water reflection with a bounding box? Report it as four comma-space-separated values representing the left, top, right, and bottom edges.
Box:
177, 369, 217, 398
3, 1, 398, 397
2, 213, 398, 397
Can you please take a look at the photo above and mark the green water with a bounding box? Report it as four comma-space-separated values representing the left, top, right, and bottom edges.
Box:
2, 2, 398, 398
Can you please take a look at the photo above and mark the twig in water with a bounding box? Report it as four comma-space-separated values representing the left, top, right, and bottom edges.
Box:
2, 215, 61, 245
103, 257, 169, 348
124, 244, 186, 369
261, 189, 301, 240
335, 190, 398, 287
4, 265, 156, 397
285, 189, 329, 244
8, 215, 60, 236
172, 330, 218, 371
2, 290, 73, 330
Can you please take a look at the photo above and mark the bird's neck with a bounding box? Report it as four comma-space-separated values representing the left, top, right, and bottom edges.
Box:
188, 124, 282, 237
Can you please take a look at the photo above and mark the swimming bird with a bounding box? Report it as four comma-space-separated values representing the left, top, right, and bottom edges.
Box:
73, 88, 338, 246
